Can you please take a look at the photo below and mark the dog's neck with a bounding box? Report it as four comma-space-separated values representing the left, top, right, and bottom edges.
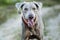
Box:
22, 17, 37, 27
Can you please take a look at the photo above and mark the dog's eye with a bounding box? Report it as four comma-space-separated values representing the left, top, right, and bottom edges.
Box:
32, 8, 36, 10
24, 8, 28, 11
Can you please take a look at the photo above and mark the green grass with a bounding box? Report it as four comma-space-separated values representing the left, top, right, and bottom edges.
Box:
0, 5, 17, 25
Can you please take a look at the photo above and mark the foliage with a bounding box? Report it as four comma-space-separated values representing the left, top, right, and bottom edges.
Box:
0, 0, 20, 5
0, 0, 60, 6
0, 6, 17, 25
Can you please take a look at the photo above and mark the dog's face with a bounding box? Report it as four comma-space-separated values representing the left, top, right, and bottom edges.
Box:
22, 3, 37, 20
16, 2, 42, 19
15, 2, 42, 27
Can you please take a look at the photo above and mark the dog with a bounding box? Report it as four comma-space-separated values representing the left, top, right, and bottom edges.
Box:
15, 1, 44, 40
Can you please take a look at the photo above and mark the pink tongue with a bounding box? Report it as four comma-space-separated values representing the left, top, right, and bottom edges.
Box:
28, 19, 33, 27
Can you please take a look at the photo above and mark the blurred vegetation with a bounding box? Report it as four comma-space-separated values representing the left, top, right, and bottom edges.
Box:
0, 0, 20, 6
0, 6, 17, 25
0, 0, 60, 6
35, 0, 60, 6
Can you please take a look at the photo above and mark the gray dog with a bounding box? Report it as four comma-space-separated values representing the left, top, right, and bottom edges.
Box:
15, 1, 44, 40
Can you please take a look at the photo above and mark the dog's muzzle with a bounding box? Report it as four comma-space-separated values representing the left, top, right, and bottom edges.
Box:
28, 14, 34, 19
22, 16, 37, 27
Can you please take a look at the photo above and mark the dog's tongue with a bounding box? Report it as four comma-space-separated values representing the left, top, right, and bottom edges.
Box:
28, 19, 34, 27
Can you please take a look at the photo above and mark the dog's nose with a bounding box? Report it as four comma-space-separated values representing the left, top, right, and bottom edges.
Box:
29, 14, 33, 19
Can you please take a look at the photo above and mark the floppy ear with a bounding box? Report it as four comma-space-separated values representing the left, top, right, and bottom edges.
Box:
38, 2, 42, 9
15, 2, 25, 14
33, 1, 42, 10
15, 2, 25, 10
15, 3, 20, 11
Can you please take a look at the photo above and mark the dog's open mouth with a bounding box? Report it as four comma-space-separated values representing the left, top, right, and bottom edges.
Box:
28, 19, 34, 27
22, 17, 36, 27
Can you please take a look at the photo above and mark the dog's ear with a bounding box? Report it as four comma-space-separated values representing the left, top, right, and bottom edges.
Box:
15, 3, 20, 11
15, 2, 25, 14
15, 2, 25, 10
20, 3, 25, 9
33, 1, 42, 10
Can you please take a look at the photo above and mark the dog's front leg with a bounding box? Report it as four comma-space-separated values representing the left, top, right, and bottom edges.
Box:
25, 29, 31, 40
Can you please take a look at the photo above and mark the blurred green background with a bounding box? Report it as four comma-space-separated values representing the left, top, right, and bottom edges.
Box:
0, 0, 60, 40
0, 0, 60, 6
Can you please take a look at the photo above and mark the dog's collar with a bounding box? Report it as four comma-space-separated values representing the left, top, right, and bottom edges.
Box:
22, 17, 37, 27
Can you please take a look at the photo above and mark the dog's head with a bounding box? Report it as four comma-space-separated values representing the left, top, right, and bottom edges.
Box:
15, 2, 42, 27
